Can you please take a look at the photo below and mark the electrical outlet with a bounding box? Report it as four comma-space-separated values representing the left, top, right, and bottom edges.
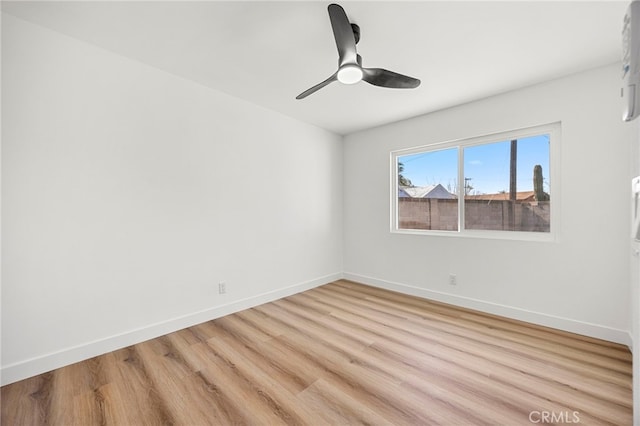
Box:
218, 281, 227, 294
449, 274, 457, 286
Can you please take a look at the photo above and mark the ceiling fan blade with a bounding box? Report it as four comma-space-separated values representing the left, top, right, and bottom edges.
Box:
362, 68, 421, 89
296, 74, 338, 100
328, 3, 357, 66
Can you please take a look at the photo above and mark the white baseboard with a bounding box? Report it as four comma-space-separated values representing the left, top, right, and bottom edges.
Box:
343, 272, 632, 347
1, 272, 342, 386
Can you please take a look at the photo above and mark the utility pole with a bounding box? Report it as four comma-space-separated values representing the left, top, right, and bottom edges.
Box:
464, 177, 473, 196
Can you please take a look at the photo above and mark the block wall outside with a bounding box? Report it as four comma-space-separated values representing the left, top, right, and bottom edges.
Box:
398, 198, 550, 232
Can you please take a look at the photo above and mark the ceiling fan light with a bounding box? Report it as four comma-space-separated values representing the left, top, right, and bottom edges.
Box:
337, 65, 363, 84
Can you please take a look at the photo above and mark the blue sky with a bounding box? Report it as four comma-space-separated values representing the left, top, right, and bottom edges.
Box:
398, 134, 550, 195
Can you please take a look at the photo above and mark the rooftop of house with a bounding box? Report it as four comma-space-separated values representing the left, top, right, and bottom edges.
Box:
399, 184, 455, 199
465, 191, 536, 201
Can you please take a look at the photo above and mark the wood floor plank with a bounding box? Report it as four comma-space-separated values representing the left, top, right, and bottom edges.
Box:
104, 347, 175, 425
200, 325, 329, 425
336, 280, 631, 358
177, 339, 291, 425
316, 283, 632, 374
1, 280, 633, 425
330, 281, 633, 363
0, 373, 52, 425
278, 291, 599, 424
136, 336, 243, 425
297, 378, 396, 426
333, 293, 631, 418
305, 285, 632, 392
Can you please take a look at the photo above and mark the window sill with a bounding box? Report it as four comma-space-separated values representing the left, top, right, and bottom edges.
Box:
391, 228, 558, 243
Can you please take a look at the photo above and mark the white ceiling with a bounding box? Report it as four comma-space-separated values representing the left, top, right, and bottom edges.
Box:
2, 1, 629, 135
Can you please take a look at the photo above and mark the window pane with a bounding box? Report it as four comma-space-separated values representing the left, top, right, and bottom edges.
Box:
463, 135, 550, 232
397, 148, 458, 231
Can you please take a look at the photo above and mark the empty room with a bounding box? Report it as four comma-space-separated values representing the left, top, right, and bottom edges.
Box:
2, 1, 639, 424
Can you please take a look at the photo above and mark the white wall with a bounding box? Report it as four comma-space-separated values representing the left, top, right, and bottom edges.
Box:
1, 14, 343, 385
629, 119, 640, 425
633, 265, 639, 423
344, 64, 634, 345
632, 197, 640, 425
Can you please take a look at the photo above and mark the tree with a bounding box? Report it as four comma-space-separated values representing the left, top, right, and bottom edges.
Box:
533, 165, 550, 201
398, 162, 413, 187
509, 140, 517, 201
508, 139, 517, 230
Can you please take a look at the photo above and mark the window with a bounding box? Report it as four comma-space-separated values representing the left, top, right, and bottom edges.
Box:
391, 123, 559, 240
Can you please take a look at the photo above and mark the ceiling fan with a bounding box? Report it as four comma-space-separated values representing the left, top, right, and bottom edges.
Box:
296, 3, 421, 100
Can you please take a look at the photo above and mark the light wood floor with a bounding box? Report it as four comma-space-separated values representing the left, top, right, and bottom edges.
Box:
1, 280, 633, 425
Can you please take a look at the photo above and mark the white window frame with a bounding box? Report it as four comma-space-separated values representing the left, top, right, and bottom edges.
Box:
390, 122, 561, 242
